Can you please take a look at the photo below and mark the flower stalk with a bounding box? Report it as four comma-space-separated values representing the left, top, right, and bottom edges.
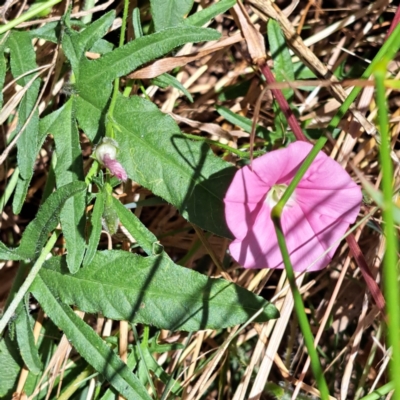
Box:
271, 136, 329, 400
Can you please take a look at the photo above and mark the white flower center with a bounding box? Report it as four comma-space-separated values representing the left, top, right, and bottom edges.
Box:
265, 184, 296, 208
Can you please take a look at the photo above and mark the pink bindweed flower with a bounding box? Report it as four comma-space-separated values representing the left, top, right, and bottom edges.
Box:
224, 142, 362, 272
94, 137, 128, 181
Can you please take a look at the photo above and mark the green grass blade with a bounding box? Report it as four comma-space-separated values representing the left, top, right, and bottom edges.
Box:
374, 58, 400, 400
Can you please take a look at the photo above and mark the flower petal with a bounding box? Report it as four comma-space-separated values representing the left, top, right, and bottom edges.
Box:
296, 149, 362, 221
228, 203, 277, 268
296, 185, 361, 223
225, 141, 362, 273
280, 205, 335, 271
224, 165, 270, 204
224, 166, 270, 240
251, 141, 314, 185
103, 154, 128, 181
300, 213, 354, 265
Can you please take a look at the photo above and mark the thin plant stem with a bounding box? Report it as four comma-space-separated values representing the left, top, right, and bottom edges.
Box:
106, 0, 130, 138
57, 366, 95, 400
386, 5, 400, 39
182, 133, 265, 158
374, 58, 400, 400
328, 22, 400, 132
81, 0, 96, 24
271, 137, 327, 216
359, 381, 395, 400
259, 63, 307, 142
0, 230, 60, 335
271, 136, 329, 400
0, 0, 62, 34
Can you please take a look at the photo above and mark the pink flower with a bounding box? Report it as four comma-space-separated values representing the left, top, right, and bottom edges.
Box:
224, 142, 362, 272
94, 138, 128, 182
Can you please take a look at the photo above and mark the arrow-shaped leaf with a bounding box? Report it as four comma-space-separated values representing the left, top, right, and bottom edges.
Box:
114, 94, 236, 238
31, 276, 151, 400
38, 251, 279, 331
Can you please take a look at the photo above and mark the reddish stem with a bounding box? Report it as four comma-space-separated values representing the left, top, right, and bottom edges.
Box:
346, 234, 387, 319
258, 61, 386, 315
259, 62, 308, 142
385, 5, 400, 39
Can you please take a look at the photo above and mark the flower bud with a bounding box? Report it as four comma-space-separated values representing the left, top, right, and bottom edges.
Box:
94, 137, 127, 182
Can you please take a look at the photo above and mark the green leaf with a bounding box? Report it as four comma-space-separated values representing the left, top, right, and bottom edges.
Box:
12, 176, 31, 215
292, 62, 317, 91
75, 26, 220, 140
18, 181, 86, 260
62, 11, 115, 74
114, 95, 235, 237
26, 107, 79, 211
81, 25, 220, 83
185, 0, 236, 27
140, 346, 181, 395
61, 30, 81, 72
0, 43, 6, 109
268, 18, 295, 140
50, 99, 86, 274
216, 105, 271, 139
112, 196, 161, 256
30, 276, 152, 400
99, 348, 141, 400
15, 300, 42, 375
23, 319, 65, 398
150, 0, 193, 31
8, 31, 41, 214
0, 242, 24, 261
89, 38, 114, 54
218, 79, 251, 101
38, 101, 67, 140
272, 101, 287, 141
83, 192, 105, 267
267, 19, 294, 100
29, 21, 59, 43
73, 11, 115, 57
132, 7, 143, 38
37, 251, 279, 331
8, 31, 39, 87
0, 335, 22, 397
152, 73, 193, 102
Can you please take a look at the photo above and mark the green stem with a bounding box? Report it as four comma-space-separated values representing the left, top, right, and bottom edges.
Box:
374, 59, 400, 400
123, 79, 135, 97
328, 23, 400, 132
105, 0, 130, 138
0, 231, 60, 335
271, 137, 327, 218
359, 381, 395, 400
81, 0, 95, 24
182, 133, 265, 158
271, 136, 329, 400
58, 366, 95, 400
0, 0, 62, 34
